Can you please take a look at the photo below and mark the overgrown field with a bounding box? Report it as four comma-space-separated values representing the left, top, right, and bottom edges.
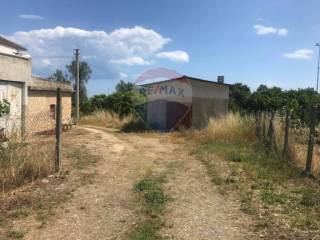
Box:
0, 136, 55, 192
189, 113, 320, 239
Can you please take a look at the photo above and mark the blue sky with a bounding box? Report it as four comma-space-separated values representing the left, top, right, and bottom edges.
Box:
1, 0, 320, 96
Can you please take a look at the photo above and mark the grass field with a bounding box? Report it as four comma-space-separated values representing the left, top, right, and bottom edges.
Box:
190, 113, 320, 238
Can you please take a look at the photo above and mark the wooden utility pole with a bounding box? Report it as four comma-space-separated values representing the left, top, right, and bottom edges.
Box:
55, 88, 62, 172
75, 49, 80, 123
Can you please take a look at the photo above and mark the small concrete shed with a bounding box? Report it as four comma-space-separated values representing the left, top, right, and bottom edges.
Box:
141, 76, 230, 131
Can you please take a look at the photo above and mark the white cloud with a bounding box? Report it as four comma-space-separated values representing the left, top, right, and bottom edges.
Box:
41, 58, 52, 66
283, 49, 314, 59
119, 72, 128, 79
155, 50, 189, 62
278, 28, 288, 36
110, 56, 150, 65
8, 26, 187, 78
254, 25, 288, 36
18, 14, 44, 20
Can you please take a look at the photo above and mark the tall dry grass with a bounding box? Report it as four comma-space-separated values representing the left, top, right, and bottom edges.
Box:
79, 110, 134, 129
201, 112, 320, 176
289, 128, 320, 176
204, 113, 256, 142
0, 136, 54, 192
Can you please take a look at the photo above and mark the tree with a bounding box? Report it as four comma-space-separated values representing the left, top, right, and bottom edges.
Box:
246, 85, 284, 113
116, 80, 134, 93
229, 83, 251, 112
66, 60, 92, 108
50, 69, 68, 82
0, 99, 10, 117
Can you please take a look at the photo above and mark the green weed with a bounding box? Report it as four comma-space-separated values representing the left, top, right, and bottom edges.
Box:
7, 229, 25, 239
129, 176, 167, 240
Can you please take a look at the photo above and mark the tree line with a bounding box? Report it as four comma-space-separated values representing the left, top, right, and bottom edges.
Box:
229, 83, 320, 125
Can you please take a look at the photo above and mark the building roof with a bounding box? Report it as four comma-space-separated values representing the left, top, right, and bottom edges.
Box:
140, 75, 231, 87
0, 35, 27, 51
29, 76, 73, 93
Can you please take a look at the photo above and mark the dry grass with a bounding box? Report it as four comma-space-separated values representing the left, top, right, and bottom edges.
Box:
192, 113, 320, 238
204, 113, 256, 142
271, 116, 320, 177
0, 136, 55, 192
79, 110, 133, 129
289, 129, 320, 177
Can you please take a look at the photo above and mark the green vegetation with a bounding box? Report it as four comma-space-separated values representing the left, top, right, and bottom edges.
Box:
50, 69, 68, 82
192, 113, 320, 237
230, 83, 320, 125
0, 99, 10, 117
129, 176, 167, 240
10, 208, 30, 219
82, 91, 139, 117
81, 80, 146, 118
50, 59, 92, 110
79, 80, 150, 131
7, 229, 25, 239
66, 145, 99, 169
121, 118, 149, 132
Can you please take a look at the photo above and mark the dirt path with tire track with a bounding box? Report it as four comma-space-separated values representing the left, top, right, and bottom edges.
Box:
16, 126, 256, 240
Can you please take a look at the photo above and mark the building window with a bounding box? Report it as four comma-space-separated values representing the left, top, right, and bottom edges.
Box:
50, 104, 56, 119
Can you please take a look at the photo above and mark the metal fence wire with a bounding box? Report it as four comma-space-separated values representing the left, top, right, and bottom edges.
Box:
256, 111, 320, 177
0, 88, 70, 175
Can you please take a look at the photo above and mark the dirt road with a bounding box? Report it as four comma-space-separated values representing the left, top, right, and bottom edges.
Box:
17, 126, 256, 240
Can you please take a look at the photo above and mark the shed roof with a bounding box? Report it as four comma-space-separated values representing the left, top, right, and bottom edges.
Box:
140, 75, 231, 87
29, 76, 73, 93
0, 35, 27, 51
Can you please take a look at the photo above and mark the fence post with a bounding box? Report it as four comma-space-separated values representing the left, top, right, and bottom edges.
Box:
255, 112, 262, 138
55, 88, 62, 172
283, 109, 290, 155
266, 111, 276, 150
302, 106, 317, 177
262, 112, 267, 142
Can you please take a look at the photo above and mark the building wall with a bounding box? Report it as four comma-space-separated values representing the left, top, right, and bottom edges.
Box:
0, 53, 31, 83
143, 78, 229, 130
189, 79, 229, 128
27, 91, 72, 133
0, 80, 23, 133
0, 53, 30, 134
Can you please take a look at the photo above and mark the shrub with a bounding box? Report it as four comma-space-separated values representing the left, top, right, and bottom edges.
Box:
0, 99, 10, 117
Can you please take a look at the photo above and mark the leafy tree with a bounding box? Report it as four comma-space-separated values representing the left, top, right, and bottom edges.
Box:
246, 85, 284, 112
0, 99, 10, 117
116, 80, 134, 93
50, 69, 68, 82
66, 60, 92, 108
229, 83, 251, 112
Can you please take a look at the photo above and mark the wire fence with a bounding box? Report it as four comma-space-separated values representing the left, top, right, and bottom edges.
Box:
255, 110, 320, 177
0, 88, 72, 190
